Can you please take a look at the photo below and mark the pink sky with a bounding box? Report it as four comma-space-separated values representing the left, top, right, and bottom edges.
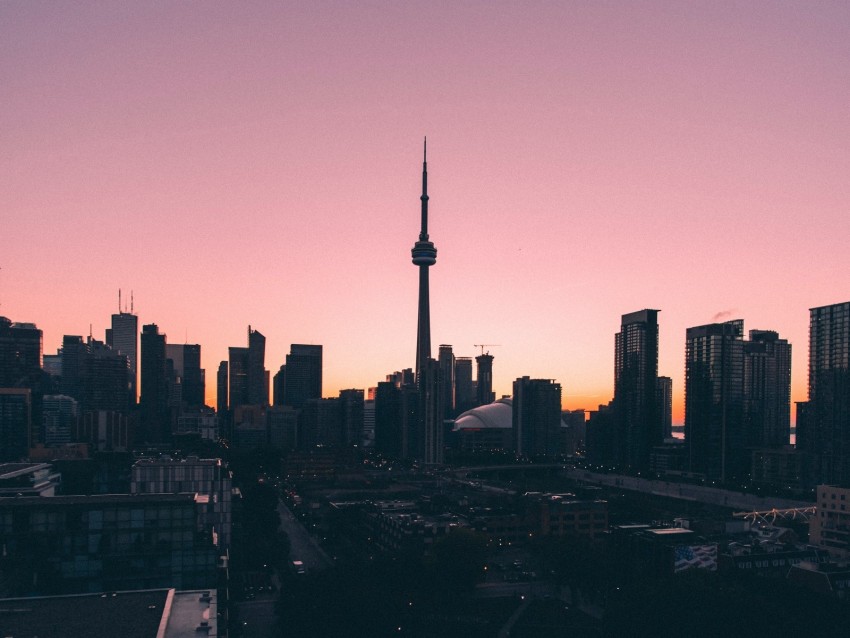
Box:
2, 2, 849, 424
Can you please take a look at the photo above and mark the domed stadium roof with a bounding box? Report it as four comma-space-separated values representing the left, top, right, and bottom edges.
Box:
453, 398, 513, 431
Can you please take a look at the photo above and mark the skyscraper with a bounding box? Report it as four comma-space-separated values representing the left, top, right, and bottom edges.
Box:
475, 352, 495, 407
438, 344, 455, 418
282, 345, 322, 409
140, 324, 169, 443
685, 320, 745, 483
247, 326, 267, 406
613, 309, 660, 472
105, 303, 138, 405
656, 376, 673, 439
410, 140, 443, 464
805, 302, 850, 486
228, 347, 249, 410
743, 330, 791, 449
455, 357, 474, 414
166, 344, 204, 409
216, 361, 228, 415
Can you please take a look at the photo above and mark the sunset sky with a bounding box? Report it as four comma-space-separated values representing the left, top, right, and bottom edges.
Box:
3, 2, 849, 424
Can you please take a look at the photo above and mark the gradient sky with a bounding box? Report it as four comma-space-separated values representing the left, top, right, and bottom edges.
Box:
3, 2, 849, 424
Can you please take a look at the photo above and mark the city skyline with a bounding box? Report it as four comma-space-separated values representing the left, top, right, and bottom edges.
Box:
4, 3, 850, 423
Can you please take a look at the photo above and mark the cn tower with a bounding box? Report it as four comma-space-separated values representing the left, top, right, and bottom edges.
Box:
412, 138, 437, 383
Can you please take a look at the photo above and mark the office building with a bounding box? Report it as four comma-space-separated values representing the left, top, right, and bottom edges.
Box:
247, 326, 267, 406
455, 357, 474, 413
0, 317, 42, 389
228, 346, 249, 410
684, 320, 745, 482
216, 360, 228, 414
83, 337, 131, 414
60, 335, 87, 402
438, 344, 455, 418
42, 394, 78, 447
0, 389, 31, 461
105, 301, 138, 404
273, 365, 286, 405
166, 344, 204, 409
339, 388, 365, 446
513, 377, 562, 457
613, 309, 660, 472
281, 344, 322, 409
140, 324, 169, 443
0, 493, 218, 596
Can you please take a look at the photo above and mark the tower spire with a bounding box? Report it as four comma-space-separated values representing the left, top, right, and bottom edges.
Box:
420, 137, 429, 240
412, 138, 437, 382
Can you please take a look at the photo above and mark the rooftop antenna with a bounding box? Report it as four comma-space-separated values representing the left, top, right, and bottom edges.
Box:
130, 291, 134, 314
118, 289, 122, 313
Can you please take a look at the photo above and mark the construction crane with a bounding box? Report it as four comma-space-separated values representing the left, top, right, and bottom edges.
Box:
474, 344, 501, 356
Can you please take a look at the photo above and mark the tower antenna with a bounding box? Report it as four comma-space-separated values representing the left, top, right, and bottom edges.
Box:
131, 291, 134, 314
118, 289, 122, 313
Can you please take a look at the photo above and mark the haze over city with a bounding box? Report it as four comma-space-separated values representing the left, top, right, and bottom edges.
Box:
4, 2, 850, 423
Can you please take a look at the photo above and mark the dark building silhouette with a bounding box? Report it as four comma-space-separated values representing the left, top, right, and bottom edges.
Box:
455, 357, 474, 413
273, 365, 286, 406
228, 346, 249, 411
438, 344, 455, 418
0, 318, 44, 445
42, 394, 77, 447
375, 381, 403, 457
0, 318, 42, 389
281, 344, 322, 409
586, 402, 616, 466
0, 389, 31, 461
82, 338, 130, 414
410, 140, 443, 464
247, 326, 267, 406
166, 344, 204, 409
339, 388, 364, 446
476, 352, 495, 407
613, 309, 660, 472
140, 324, 169, 443
656, 376, 673, 439
804, 302, 850, 486
299, 397, 341, 449
743, 330, 791, 449
216, 360, 228, 414
60, 335, 87, 403
513, 377, 562, 457
105, 304, 138, 405
685, 320, 745, 483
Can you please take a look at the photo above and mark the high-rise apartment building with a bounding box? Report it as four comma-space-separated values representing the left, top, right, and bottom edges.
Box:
513, 377, 562, 457
685, 320, 745, 483
476, 353, 495, 407
282, 345, 322, 409
743, 330, 791, 448
613, 309, 660, 472
656, 376, 673, 439
805, 302, 850, 486
140, 324, 169, 443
